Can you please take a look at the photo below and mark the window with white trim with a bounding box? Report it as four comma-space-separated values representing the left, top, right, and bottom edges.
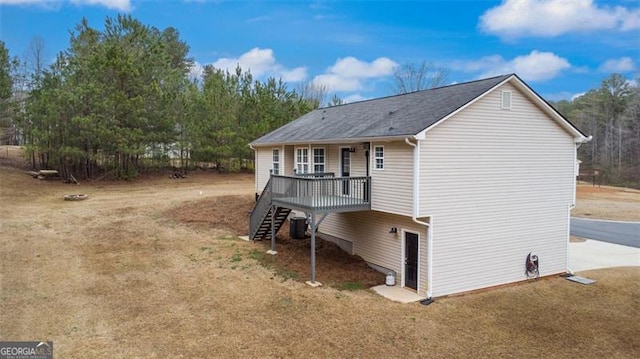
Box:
501, 90, 512, 110
296, 148, 309, 174
272, 148, 280, 175
374, 146, 384, 170
313, 148, 325, 173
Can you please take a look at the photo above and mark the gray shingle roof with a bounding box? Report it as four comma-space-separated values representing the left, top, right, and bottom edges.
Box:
251, 74, 513, 145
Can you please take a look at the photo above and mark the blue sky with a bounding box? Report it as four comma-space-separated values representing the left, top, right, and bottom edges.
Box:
1, 0, 638, 103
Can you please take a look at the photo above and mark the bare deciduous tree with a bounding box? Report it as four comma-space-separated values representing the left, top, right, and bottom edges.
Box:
390, 61, 449, 94
25, 36, 46, 84
296, 81, 327, 109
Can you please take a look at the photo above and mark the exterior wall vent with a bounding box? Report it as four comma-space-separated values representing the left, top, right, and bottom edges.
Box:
501, 90, 512, 110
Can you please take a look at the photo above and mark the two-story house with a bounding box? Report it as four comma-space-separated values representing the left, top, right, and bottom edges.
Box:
249, 74, 589, 299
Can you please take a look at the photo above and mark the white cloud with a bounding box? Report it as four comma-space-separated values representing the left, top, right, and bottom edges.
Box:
328, 57, 397, 78
73, 0, 131, 11
280, 67, 308, 83
571, 92, 586, 101
0, 0, 132, 11
312, 56, 397, 92
341, 93, 369, 104
598, 57, 637, 73
480, 0, 640, 38
211, 48, 307, 82
544, 91, 576, 102
453, 51, 571, 82
312, 74, 361, 92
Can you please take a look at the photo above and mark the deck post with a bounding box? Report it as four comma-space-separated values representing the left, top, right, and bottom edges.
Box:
310, 211, 316, 284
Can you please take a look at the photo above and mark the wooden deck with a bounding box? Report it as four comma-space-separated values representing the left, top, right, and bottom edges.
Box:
271, 175, 371, 213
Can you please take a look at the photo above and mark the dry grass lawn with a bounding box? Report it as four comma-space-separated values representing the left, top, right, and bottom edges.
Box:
574, 182, 640, 221
1, 148, 639, 358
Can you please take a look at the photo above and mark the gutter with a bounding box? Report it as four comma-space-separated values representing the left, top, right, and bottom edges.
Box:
404, 137, 433, 299
576, 135, 592, 144
252, 135, 414, 148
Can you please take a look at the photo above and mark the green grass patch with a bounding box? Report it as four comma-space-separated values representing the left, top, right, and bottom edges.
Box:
249, 249, 264, 261
335, 281, 365, 291
230, 251, 242, 263
280, 269, 299, 281
199, 246, 214, 254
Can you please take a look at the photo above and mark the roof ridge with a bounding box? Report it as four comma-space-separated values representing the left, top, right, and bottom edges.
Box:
320, 73, 513, 109
252, 73, 520, 145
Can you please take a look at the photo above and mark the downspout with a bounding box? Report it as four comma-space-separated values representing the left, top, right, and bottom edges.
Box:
405, 137, 433, 299
567, 135, 592, 275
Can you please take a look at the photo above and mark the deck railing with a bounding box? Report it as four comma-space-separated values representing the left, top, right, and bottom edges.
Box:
293, 172, 335, 178
271, 175, 371, 212
249, 176, 273, 239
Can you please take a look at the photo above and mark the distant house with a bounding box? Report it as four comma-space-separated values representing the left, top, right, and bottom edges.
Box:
249, 74, 589, 298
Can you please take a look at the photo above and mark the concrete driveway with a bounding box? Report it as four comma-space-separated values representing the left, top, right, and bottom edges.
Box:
571, 217, 640, 248
569, 239, 640, 272
569, 217, 639, 272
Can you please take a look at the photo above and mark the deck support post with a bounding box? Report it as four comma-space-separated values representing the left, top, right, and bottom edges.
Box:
310, 211, 316, 284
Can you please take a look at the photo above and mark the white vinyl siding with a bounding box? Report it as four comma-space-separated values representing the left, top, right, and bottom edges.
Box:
419, 82, 576, 297
370, 141, 413, 216
255, 146, 274, 191
319, 211, 429, 295
284, 145, 294, 176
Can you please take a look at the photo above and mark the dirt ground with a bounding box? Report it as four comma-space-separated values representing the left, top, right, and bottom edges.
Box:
166, 196, 385, 289
1, 147, 639, 358
574, 182, 640, 221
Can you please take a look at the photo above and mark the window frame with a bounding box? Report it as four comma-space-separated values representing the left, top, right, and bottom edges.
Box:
373, 145, 384, 170
312, 147, 326, 174
295, 147, 309, 174
272, 148, 280, 175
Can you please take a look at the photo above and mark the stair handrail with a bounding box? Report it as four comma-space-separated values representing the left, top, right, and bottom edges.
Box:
249, 176, 273, 240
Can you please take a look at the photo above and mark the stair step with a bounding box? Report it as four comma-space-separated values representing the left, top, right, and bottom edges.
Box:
250, 202, 293, 240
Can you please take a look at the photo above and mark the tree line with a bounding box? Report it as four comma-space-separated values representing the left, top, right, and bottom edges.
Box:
1, 15, 638, 185
552, 74, 639, 188
0, 15, 318, 179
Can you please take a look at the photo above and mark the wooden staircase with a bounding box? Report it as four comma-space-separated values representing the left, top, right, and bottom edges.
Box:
251, 206, 291, 240
249, 177, 291, 240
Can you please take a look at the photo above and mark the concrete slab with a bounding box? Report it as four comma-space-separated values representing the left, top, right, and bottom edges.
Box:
569, 239, 640, 272
305, 281, 322, 288
266, 250, 277, 255
238, 235, 250, 242
371, 285, 425, 304
566, 275, 596, 285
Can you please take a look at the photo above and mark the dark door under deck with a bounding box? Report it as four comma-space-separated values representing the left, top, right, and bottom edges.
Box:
405, 232, 419, 290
